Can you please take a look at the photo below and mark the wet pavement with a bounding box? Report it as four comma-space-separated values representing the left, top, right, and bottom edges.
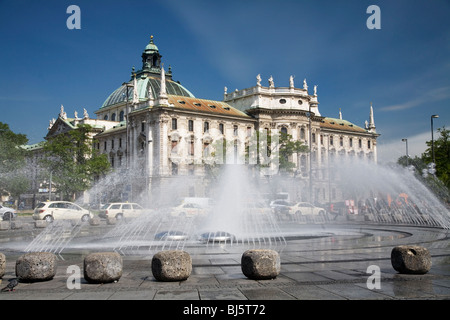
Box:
0, 218, 449, 304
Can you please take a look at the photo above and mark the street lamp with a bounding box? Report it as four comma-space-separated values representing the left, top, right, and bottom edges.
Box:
401, 138, 408, 167
431, 114, 439, 165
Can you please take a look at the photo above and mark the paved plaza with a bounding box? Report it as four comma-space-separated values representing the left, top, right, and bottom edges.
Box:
1, 217, 449, 303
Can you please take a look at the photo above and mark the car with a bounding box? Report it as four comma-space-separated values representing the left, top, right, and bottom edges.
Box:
154, 230, 189, 241
199, 231, 236, 243
32, 201, 93, 222
170, 203, 206, 218
269, 199, 293, 214
98, 202, 144, 220
289, 202, 326, 216
0, 205, 17, 221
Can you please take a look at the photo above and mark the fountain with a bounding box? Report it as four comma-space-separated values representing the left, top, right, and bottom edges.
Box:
4, 155, 449, 258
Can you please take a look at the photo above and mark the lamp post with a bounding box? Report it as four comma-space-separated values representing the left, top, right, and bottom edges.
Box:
401, 138, 408, 167
431, 114, 439, 165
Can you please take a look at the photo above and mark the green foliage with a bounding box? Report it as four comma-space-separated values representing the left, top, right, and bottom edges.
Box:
41, 124, 110, 200
422, 126, 450, 189
0, 122, 29, 197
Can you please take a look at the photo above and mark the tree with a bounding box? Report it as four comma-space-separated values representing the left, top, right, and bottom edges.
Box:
0, 122, 30, 202
41, 124, 110, 201
422, 126, 450, 189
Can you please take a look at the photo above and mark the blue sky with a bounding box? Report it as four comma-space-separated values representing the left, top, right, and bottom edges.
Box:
0, 0, 449, 163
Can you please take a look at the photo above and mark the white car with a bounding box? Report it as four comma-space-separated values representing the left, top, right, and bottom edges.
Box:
170, 203, 206, 218
0, 205, 17, 221
289, 202, 326, 216
33, 201, 93, 222
98, 202, 144, 220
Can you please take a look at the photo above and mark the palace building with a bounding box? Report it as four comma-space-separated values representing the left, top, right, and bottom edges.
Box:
26, 36, 379, 207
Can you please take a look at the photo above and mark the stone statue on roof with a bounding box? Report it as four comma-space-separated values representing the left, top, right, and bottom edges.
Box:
256, 74, 261, 86
268, 76, 274, 88
289, 75, 294, 88
303, 79, 308, 91
83, 108, 89, 119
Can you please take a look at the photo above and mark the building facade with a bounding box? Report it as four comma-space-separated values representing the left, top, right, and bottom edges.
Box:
29, 36, 380, 207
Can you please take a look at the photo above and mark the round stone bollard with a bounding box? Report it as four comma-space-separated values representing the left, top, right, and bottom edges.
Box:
15, 252, 57, 282
89, 217, 100, 226
0, 253, 6, 278
151, 250, 192, 282
241, 249, 280, 280
84, 252, 123, 283
391, 245, 432, 274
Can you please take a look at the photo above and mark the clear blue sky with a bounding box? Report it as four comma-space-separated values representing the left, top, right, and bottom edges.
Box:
0, 0, 449, 163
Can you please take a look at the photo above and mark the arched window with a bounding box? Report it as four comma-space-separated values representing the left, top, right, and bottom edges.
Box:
300, 127, 305, 139
119, 110, 125, 122
103, 115, 108, 120
111, 113, 116, 121
281, 127, 288, 135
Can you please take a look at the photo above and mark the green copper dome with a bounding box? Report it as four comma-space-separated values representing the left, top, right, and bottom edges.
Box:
144, 35, 158, 53
100, 75, 195, 109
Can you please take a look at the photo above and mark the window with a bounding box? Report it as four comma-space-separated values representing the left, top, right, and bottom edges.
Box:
141, 122, 145, 132
104, 141, 107, 151
188, 120, 194, 132
103, 115, 108, 120
320, 135, 324, 145
340, 137, 344, 147
219, 123, 224, 134
172, 162, 178, 175
247, 127, 252, 137
312, 133, 316, 143
172, 118, 177, 130
359, 139, 362, 148
111, 139, 115, 149
188, 139, 194, 156
204, 121, 209, 133
300, 127, 305, 140
119, 111, 124, 122
111, 113, 116, 121
281, 127, 288, 135
368, 140, 371, 149
119, 138, 122, 148
279, 99, 286, 104
330, 135, 334, 145
233, 125, 238, 136
349, 138, 353, 147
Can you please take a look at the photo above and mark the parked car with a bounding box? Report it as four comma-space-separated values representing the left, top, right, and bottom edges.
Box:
170, 203, 206, 218
98, 202, 144, 220
289, 202, 326, 216
33, 201, 93, 222
0, 205, 17, 221
199, 231, 236, 243
154, 230, 189, 241
269, 199, 293, 214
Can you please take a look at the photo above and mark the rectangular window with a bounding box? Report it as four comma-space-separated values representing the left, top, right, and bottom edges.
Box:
247, 127, 252, 137
359, 139, 362, 148
368, 140, 371, 149
141, 122, 145, 132
111, 139, 115, 149
233, 125, 238, 136
204, 121, 209, 133
219, 123, 224, 134
340, 137, 343, 147
172, 118, 177, 130
349, 138, 353, 147
119, 138, 122, 148
330, 136, 334, 145
188, 120, 194, 132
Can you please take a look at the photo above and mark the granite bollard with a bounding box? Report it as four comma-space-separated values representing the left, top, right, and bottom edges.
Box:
0, 253, 5, 278
241, 249, 280, 280
84, 252, 123, 283
391, 245, 432, 274
15, 252, 57, 282
151, 250, 192, 281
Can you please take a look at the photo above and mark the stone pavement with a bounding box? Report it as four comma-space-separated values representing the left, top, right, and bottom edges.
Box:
0, 221, 449, 304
